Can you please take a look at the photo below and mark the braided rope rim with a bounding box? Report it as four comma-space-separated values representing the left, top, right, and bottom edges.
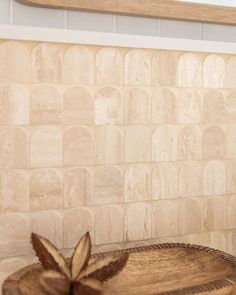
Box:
2, 243, 236, 295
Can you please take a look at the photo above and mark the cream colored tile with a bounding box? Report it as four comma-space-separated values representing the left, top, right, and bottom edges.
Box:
63, 45, 95, 84
64, 168, 93, 208
30, 85, 62, 125
152, 51, 177, 86
152, 125, 177, 162
227, 160, 236, 194
95, 126, 122, 164
182, 233, 210, 247
203, 126, 226, 159
30, 169, 62, 210
203, 55, 225, 88
178, 161, 202, 197
63, 208, 93, 248
227, 196, 236, 229
0, 41, 29, 82
152, 163, 177, 200
124, 164, 151, 202
204, 197, 226, 231
152, 88, 176, 124
225, 91, 236, 123
94, 166, 122, 205
124, 88, 150, 124
94, 205, 123, 245
31, 43, 62, 83
203, 161, 226, 196
125, 126, 151, 162
63, 126, 94, 166
96, 47, 123, 85
31, 127, 62, 167
226, 125, 236, 158
63, 87, 94, 125
124, 49, 151, 86
225, 56, 236, 88
0, 84, 29, 125
227, 230, 236, 256
203, 90, 226, 124
95, 244, 121, 253
178, 53, 202, 87
210, 232, 227, 252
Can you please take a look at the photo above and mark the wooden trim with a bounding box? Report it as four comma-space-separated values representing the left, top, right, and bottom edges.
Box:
17, 0, 236, 25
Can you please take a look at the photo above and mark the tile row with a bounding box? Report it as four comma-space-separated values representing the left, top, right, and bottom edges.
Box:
2, 41, 236, 88
2, 85, 236, 126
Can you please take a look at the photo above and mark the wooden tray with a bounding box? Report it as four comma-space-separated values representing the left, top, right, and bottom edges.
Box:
3, 243, 236, 295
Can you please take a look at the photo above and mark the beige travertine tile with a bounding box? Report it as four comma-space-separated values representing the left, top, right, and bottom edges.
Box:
152, 88, 176, 124
178, 161, 202, 197
226, 125, 236, 158
227, 230, 236, 256
178, 89, 201, 124
31, 43, 62, 83
0, 84, 29, 125
227, 196, 236, 229
31, 127, 62, 167
124, 49, 151, 86
181, 232, 210, 247
95, 126, 122, 164
204, 197, 226, 231
152, 51, 177, 86
203, 161, 226, 196
63, 126, 94, 166
210, 232, 227, 252
203, 55, 225, 88
152, 163, 177, 200
0, 41, 29, 82
63, 45, 95, 84
94, 205, 123, 245
152, 125, 177, 162
227, 160, 236, 194
124, 164, 151, 202
30, 85, 62, 125
63, 87, 94, 125
124, 88, 150, 124
94, 166, 122, 205
178, 53, 202, 87
203, 90, 226, 124
225, 91, 236, 123
225, 57, 236, 88
64, 168, 93, 208
30, 169, 62, 210
63, 208, 93, 248
125, 126, 151, 162
95, 244, 121, 253
203, 125, 226, 159
96, 47, 123, 85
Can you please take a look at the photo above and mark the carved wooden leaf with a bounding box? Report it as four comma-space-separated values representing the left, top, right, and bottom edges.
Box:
73, 279, 103, 295
40, 270, 71, 295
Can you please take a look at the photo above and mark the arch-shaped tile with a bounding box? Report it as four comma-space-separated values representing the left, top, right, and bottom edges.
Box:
95, 87, 122, 125
96, 47, 123, 85
210, 232, 226, 252
94, 166, 122, 205
63, 208, 93, 248
203, 90, 226, 124
0, 257, 27, 285
226, 56, 236, 88
124, 203, 152, 241
178, 199, 203, 235
203, 126, 226, 159
0, 84, 29, 125
228, 196, 236, 229
0, 213, 29, 258
152, 88, 176, 124
30, 169, 62, 210
204, 197, 226, 231
94, 205, 123, 245
152, 125, 177, 162
95, 126, 122, 164
225, 91, 236, 123
226, 125, 236, 158
124, 88, 150, 124
203, 55, 225, 88
31, 127, 62, 167
63, 87, 94, 125
63, 127, 94, 166
178, 53, 202, 87
0, 170, 28, 213
31, 43, 62, 83
63, 45, 95, 84
177, 126, 202, 160
31, 211, 62, 248
30, 85, 61, 125
125, 126, 151, 162
178, 89, 201, 124
178, 161, 202, 197
0, 41, 29, 82
64, 168, 93, 208
124, 164, 151, 202
152, 51, 177, 86
124, 49, 151, 86
203, 161, 226, 196
152, 163, 177, 200
227, 160, 236, 194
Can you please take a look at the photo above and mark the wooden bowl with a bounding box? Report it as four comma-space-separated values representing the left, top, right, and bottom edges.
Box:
3, 243, 236, 295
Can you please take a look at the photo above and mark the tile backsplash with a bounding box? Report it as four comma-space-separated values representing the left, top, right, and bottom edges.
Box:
1, 39, 236, 287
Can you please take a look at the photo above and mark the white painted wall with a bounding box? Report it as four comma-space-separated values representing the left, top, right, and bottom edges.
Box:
183, 0, 236, 7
